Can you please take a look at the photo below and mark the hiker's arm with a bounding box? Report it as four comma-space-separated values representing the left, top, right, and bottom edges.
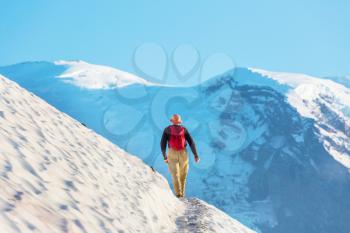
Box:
160, 128, 169, 160
184, 128, 199, 159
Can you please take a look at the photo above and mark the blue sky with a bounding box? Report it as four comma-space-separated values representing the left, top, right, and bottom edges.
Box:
0, 0, 349, 80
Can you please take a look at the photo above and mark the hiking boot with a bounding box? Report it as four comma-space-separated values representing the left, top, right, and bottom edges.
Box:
176, 194, 185, 198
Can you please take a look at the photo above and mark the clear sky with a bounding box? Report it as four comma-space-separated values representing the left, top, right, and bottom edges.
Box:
0, 0, 349, 79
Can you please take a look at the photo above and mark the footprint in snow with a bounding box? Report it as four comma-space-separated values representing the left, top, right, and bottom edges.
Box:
175, 198, 211, 233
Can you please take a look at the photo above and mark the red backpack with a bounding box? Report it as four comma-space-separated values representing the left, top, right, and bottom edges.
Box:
168, 125, 186, 150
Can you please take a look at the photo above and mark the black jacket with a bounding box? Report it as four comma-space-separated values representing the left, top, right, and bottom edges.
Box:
160, 125, 199, 159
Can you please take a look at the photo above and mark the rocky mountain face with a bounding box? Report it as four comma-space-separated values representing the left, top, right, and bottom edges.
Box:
198, 69, 350, 233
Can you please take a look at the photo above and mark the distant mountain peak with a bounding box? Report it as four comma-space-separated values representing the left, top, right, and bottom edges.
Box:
53, 60, 155, 89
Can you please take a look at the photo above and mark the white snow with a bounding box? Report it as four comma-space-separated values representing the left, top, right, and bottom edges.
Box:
248, 68, 322, 88
54, 60, 154, 89
249, 68, 350, 170
0, 74, 255, 233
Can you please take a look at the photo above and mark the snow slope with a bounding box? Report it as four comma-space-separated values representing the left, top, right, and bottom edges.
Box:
321, 76, 350, 88
0, 75, 255, 233
54, 60, 154, 89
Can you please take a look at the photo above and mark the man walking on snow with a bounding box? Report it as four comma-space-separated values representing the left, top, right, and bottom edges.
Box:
161, 114, 200, 198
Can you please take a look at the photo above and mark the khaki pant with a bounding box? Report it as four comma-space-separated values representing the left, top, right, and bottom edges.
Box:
167, 148, 189, 197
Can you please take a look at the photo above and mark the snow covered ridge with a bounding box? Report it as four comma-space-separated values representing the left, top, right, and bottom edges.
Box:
54, 60, 155, 89
248, 68, 350, 170
0, 75, 255, 233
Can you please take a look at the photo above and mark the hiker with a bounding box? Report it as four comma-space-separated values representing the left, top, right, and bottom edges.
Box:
160, 114, 200, 198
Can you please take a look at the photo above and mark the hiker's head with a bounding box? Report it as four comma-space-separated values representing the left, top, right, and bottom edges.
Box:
170, 114, 182, 125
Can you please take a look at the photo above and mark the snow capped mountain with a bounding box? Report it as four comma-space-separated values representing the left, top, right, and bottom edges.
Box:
200, 68, 350, 232
0, 74, 255, 233
248, 68, 350, 169
1, 61, 350, 233
0, 60, 154, 90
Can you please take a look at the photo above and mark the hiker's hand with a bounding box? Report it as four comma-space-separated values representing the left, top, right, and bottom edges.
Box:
194, 156, 200, 163
164, 158, 168, 164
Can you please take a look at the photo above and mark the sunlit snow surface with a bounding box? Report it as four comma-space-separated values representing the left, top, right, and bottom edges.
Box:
1, 61, 350, 233
54, 60, 154, 89
0, 75, 255, 233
